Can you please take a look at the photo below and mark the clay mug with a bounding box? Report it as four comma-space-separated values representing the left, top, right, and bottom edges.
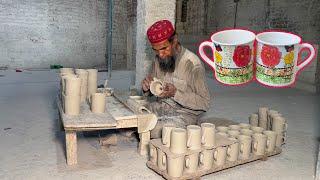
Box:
239, 123, 251, 129
91, 93, 106, 113
263, 130, 277, 152
272, 116, 287, 133
238, 135, 252, 160
63, 94, 80, 115
199, 149, 214, 170
252, 133, 267, 155
229, 124, 241, 131
199, 29, 255, 85
213, 146, 227, 166
201, 123, 215, 147
170, 128, 187, 154
226, 137, 239, 162
240, 129, 254, 136
157, 149, 167, 171
75, 69, 88, 103
149, 144, 157, 164
150, 78, 163, 96
267, 110, 280, 130
256, 31, 315, 87
275, 133, 286, 147
65, 76, 81, 96
217, 126, 229, 132
87, 69, 98, 100
216, 132, 228, 138
249, 113, 259, 127
227, 130, 240, 138
162, 123, 176, 147
251, 126, 264, 133
167, 156, 184, 178
60, 68, 74, 74
184, 153, 199, 174
60, 74, 77, 96
187, 125, 202, 150
258, 107, 269, 130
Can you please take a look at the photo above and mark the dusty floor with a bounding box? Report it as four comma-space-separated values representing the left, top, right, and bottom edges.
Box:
0, 70, 319, 179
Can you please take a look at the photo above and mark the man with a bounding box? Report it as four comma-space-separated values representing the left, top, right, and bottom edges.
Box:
142, 20, 210, 138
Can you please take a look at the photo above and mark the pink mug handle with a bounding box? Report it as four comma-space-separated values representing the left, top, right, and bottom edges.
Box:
297, 43, 315, 71
199, 41, 216, 70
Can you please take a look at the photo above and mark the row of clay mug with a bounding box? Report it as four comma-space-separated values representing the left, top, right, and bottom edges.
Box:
199, 29, 315, 87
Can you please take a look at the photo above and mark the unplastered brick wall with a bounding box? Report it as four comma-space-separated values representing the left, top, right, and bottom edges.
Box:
0, 0, 129, 69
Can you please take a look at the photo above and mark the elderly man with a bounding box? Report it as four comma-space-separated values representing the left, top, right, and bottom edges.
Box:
142, 20, 210, 138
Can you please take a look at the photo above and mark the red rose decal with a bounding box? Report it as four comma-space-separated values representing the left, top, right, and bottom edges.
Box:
261, 45, 281, 68
233, 45, 251, 67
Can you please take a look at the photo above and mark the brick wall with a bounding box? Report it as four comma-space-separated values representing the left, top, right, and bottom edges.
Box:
0, 0, 129, 69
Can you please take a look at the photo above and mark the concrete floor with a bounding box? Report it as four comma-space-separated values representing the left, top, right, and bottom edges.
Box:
0, 69, 319, 179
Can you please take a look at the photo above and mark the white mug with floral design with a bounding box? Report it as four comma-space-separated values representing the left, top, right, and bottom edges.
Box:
255, 31, 315, 87
199, 29, 256, 85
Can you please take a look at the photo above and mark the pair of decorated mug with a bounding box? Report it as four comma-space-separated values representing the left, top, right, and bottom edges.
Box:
198, 29, 316, 87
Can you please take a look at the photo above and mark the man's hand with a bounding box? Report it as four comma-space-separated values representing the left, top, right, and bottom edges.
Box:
142, 74, 153, 92
159, 83, 177, 98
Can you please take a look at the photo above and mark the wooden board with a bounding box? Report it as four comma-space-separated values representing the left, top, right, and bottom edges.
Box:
147, 147, 282, 180
57, 95, 138, 130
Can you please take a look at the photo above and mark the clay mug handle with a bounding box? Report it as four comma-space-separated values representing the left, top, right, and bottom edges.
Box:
227, 146, 231, 158
201, 132, 206, 145
266, 139, 270, 149
213, 150, 218, 161
162, 129, 169, 146
253, 141, 258, 152
187, 133, 193, 148
283, 123, 288, 132
198, 41, 216, 70
162, 154, 166, 166
199, 152, 204, 165
297, 43, 315, 71
240, 143, 244, 153
185, 156, 190, 169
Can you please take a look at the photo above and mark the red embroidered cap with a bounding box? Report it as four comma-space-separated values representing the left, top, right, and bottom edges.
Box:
147, 20, 175, 44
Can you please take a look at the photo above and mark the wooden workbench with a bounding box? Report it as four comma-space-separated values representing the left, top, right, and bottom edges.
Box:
57, 91, 157, 165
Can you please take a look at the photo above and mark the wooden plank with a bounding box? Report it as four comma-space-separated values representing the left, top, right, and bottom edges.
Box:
146, 148, 282, 180
65, 131, 77, 165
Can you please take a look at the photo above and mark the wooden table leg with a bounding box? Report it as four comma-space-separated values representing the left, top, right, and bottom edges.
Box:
138, 131, 150, 155
65, 131, 77, 165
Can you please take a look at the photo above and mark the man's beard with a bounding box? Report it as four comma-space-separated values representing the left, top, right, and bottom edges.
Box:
157, 55, 176, 73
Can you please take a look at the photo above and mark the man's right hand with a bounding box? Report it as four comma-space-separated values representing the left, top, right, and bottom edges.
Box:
142, 75, 153, 92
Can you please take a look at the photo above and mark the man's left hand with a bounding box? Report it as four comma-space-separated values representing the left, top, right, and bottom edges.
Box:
159, 83, 177, 98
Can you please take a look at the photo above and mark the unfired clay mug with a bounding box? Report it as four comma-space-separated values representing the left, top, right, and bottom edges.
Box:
91, 93, 106, 113
227, 137, 239, 162
227, 130, 240, 138
199, 149, 214, 170
214, 146, 227, 166
201, 123, 215, 147
60, 68, 74, 74
239, 123, 251, 129
150, 78, 163, 97
249, 113, 259, 127
229, 124, 241, 131
256, 31, 315, 87
251, 126, 264, 133
149, 144, 157, 164
65, 76, 81, 96
238, 135, 252, 160
185, 153, 199, 174
217, 132, 228, 138
258, 107, 269, 130
76, 69, 88, 103
167, 156, 184, 178
162, 124, 176, 147
272, 116, 287, 133
87, 69, 98, 100
252, 133, 267, 155
170, 128, 187, 154
63, 94, 80, 115
187, 125, 201, 150
217, 126, 229, 132
157, 149, 166, 171
240, 129, 254, 136
263, 130, 277, 153
199, 29, 255, 85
